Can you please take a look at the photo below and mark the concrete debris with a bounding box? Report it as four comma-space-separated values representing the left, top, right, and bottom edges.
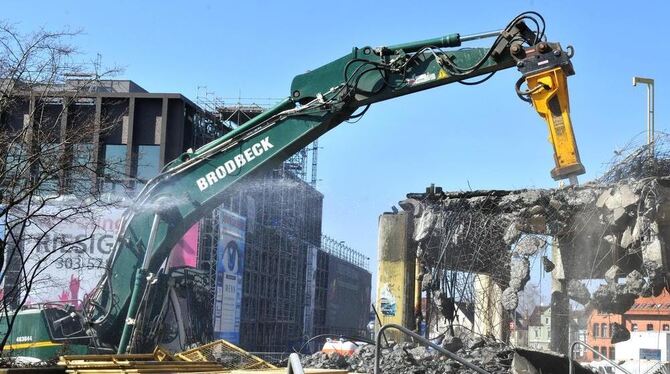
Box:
610, 322, 631, 344
301, 340, 596, 374
414, 208, 437, 243
602, 234, 617, 245
604, 264, 622, 283
642, 260, 666, 297
509, 256, 531, 291
406, 174, 670, 316
514, 235, 546, 256
504, 223, 522, 245
399, 198, 423, 217
604, 184, 639, 211
620, 225, 635, 249
624, 270, 646, 295
502, 287, 520, 311
542, 256, 555, 273
566, 279, 591, 305
300, 338, 515, 374
441, 335, 464, 353
591, 283, 637, 314
595, 187, 612, 208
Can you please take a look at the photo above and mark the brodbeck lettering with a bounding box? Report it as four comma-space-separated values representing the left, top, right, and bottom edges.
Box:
196, 137, 274, 192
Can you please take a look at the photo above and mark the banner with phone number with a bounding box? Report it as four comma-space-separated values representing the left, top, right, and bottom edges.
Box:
21, 204, 125, 307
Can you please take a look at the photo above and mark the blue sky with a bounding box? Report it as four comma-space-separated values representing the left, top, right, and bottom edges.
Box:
4, 0, 669, 300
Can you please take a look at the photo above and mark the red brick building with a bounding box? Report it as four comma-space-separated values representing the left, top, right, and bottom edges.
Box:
586, 290, 670, 361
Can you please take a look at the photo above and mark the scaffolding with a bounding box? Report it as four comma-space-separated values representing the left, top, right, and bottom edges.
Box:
196, 167, 323, 352
195, 88, 320, 187
233, 171, 322, 352
321, 235, 369, 270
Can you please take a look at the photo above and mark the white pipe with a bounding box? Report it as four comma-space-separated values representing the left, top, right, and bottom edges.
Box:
633, 77, 655, 157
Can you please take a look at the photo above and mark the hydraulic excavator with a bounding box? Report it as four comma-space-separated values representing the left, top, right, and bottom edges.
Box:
1, 12, 585, 360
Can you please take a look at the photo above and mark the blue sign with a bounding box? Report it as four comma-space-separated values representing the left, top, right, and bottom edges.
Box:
213, 209, 246, 344
640, 348, 661, 360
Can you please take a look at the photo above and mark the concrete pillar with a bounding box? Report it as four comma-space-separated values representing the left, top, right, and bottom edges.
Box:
550, 240, 570, 354
376, 211, 415, 342
473, 274, 505, 340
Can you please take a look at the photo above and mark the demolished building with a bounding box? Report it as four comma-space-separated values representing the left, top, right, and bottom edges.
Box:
376, 140, 670, 354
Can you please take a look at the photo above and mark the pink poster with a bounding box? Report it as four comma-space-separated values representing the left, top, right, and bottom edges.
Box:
167, 222, 200, 268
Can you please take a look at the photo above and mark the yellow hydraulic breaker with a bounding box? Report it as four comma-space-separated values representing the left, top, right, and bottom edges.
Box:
515, 42, 585, 184
526, 67, 585, 183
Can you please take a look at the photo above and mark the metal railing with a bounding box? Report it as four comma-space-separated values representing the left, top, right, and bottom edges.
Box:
642, 361, 666, 374
569, 341, 631, 374
374, 323, 488, 374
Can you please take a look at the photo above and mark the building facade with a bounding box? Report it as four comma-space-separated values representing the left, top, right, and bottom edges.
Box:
586, 290, 670, 362
527, 306, 551, 350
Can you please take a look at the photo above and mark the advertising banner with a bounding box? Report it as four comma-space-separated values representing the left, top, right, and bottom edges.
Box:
21, 203, 125, 306
213, 208, 246, 344
167, 222, 200, 269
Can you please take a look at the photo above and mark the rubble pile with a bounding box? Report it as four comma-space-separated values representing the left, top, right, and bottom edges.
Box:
404, 134, 670, 319
300, 336, 514, 374
301, 335, 596, 374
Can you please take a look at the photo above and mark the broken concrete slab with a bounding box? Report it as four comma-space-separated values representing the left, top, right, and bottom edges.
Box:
624, 270, 646, 295
591, 283, 637, 314
542, 256, 555, 273
567, 279, 591, 305
514, 235, 547, 257
509, 257, 531, 291
610, 322, 631, 344
603, 184, 638, 211
502, 287, 519, 311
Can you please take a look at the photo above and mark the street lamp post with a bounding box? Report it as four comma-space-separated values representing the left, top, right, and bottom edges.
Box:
633, 76, 655, 157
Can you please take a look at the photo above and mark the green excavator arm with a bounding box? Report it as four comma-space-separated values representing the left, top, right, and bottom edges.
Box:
70, 12, 582, 354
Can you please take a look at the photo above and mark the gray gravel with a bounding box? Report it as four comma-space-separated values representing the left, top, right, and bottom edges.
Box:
300, 339, 514, 374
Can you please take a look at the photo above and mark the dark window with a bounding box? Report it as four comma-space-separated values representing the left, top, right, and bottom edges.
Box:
593, 323, 599, 337
609, 347, 615, 360
647, 323, 654, 331
663, 324, 669, 331
632, 323, 638, 331
600, 346, 607, 357
593, 346, 599, 360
